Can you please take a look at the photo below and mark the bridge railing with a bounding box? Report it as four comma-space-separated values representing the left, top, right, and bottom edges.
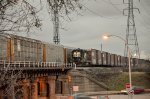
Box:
0, 60, 76, 70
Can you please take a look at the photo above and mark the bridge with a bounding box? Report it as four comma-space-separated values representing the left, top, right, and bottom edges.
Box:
0, 59, 117, 99
0, 60, 77, 99
0, 60, 150, 99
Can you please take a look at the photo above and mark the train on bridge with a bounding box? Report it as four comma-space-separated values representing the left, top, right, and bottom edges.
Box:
71, 48, 150, 67
0, 33, 149, 67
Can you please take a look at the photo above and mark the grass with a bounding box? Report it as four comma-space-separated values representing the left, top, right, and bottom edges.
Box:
103, 72, 150, 91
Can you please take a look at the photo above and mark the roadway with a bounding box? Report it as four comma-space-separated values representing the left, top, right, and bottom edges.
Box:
91, 94, 150, 99
85, 91, 150, 99
105, 94, 150, 99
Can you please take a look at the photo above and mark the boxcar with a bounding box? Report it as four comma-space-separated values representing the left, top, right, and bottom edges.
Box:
87, 49, 97, 65
117, 55, 121, 66
0, 34, 8, 61
0, 33, 43, 62
107, 52, 111, 66
110, 54, 115, 66
114, 54, 118, 66
44, 43, 64, 63
12, 35, 43, 62
120, 56, 126, 66
64, 47, 74, 63
96, 50, 102, 65
132, 58, 139, 67
102, 51, 107, 66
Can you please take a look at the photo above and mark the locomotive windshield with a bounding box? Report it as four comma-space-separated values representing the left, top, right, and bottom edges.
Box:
71, 48, 88, 65
73, 51, 81, 57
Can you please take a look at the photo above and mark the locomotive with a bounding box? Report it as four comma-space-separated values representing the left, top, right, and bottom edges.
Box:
71, 48, 87, 65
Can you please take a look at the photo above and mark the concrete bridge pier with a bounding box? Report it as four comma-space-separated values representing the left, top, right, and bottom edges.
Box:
61, 75, 69, 95
0, 90, 3, 99
22, 79, 41, 99
22, 79, 29, 99
0, 75, 67, 99
30, 78, 38, 99
48, 76, 56, 99
21, 76, 58, 99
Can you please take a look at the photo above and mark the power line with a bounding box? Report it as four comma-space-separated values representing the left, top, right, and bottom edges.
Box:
81, 4, 121, 20
81, 4, 104, 17
99, 0, 122, 13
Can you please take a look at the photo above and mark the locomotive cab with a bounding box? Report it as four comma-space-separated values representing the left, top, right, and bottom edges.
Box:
72, 48, 87, 65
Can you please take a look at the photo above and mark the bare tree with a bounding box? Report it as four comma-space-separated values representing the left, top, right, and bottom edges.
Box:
47, 0, 82, 18
0, 0, 82, 34
0, 0, 41, 33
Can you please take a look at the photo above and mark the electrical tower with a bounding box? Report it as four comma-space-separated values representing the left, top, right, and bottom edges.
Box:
53, 4, 60, 44
52, 1, 60, 44
123, 0, 140, 60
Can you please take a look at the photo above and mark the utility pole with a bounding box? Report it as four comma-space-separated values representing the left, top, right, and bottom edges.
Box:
123, 0, 140, 66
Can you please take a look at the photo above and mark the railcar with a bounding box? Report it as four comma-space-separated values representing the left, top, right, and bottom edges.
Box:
110, 54, 115, 66
110, 54, 119, 67
120, 56, 127, 67
96, 50, 102, 65
101, 52, 111, 66
117, 55, 121, 66
64, 47, 74, 63
43, 43, 64, 63
0, 34, 8, 61
138, 58, 149, 67
0, 33, 43, 62
131, 58, 138, 67
114, 54, 118, 66
102, 51, 107, 66
0, 33, 65, 63
86, 49, 97, 65
107, 52, 111, 66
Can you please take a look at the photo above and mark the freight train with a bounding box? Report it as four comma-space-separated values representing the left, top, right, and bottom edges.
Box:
71, 48, 127, 66
71, 48, 150, 67
0, 33, 149, 67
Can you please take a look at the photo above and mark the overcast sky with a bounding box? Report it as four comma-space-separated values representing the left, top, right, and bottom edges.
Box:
19, 0, 150, 59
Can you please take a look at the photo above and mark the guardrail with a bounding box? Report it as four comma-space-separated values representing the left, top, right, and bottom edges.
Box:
0, 60, 76, 70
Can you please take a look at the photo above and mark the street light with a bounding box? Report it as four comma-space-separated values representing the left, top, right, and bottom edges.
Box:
103, 34, 132, 94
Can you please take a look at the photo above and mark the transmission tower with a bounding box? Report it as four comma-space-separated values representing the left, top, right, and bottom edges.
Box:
123, 0, 140, 60
53, 1, 60, 44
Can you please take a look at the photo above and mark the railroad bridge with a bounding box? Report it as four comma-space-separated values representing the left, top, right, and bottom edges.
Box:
0, 61, 111, 99
1, 61, 150, 99
0, 61, 76, 99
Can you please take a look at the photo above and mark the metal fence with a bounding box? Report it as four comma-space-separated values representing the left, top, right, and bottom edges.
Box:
0, 60, 76, 70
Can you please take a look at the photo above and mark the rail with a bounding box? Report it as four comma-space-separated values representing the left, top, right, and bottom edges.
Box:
0, 60, 76, 70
